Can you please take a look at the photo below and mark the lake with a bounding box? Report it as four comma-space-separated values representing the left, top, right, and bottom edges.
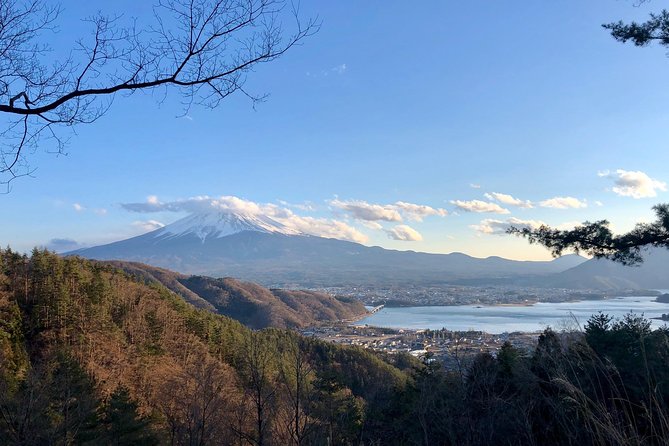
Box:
356, 294, 669, 333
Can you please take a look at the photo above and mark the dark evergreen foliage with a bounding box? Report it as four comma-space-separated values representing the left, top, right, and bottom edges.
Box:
96, 386, 158, 446
509, 203, 669, 265
604, 9, 669, 47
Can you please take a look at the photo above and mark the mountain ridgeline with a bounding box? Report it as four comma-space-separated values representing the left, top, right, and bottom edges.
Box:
70, 210, 669, 290
104, 261, 367, 329
3, 248, 669, 445
72, 210, 589, 287
532, 247, 669, 290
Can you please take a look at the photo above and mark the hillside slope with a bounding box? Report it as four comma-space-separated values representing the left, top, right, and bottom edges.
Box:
0, 248, 406, 445
536, 247, 669, 290
106, 260, 367, 329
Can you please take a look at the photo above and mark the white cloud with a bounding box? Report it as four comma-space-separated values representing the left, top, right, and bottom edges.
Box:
393, 201, 448, 221
121, 195, 368, 243
284, 215, 368, 243
450, 199, 510, 214
470, 183, 482, 189
329, 199, 447, 222
471, 217, 546, 235
73, 203, 85, 212
122, 195, 267, 215
385, 224, 423, 241
484, 192, 533, 208
539, 196, 587, 209
94, 208, 108, 215
594, 200, 604, 207
599, 169, 667, 199
329, 199, 402, 222
132, 220, 166, 232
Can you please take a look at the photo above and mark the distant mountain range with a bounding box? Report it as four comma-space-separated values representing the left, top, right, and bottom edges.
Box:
71, 210, 587, 287
71, 210, 669, 290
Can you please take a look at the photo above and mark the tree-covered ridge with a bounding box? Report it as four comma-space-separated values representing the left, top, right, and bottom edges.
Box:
0, 248, 404, 445
2, 248, 669, 445
104, 260, 368, 330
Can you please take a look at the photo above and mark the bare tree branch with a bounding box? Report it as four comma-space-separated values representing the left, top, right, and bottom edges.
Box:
0, 0, 319, 187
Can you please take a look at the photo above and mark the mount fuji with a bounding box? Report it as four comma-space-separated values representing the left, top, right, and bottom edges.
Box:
71, 210, 586, 287
150, 211, 302, 240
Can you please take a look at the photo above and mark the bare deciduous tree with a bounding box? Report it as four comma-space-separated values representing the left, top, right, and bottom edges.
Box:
156, 358, 235, 446
0, 0, 317, 188
277, 339, 316, 446
236, 332, 277, 446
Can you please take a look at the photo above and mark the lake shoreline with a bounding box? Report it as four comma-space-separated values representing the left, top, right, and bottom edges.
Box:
354, 293, 669, 333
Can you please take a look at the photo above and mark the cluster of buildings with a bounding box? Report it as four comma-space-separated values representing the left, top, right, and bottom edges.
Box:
301, 284, 655, 366
301, 324, 537, 365
313, 284, 608, 307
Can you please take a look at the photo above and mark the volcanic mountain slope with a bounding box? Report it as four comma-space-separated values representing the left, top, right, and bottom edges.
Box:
73, 210, 587, 287
107, 260, 367, 329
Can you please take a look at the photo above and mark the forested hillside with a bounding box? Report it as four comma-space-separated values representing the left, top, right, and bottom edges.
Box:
0, 249, 405, 445
2, 248, 669, 445
105, 261, 367, 329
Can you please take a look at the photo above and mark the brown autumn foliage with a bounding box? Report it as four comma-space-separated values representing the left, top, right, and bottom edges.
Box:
0, 248, 406, 445
107, 260, 367, 329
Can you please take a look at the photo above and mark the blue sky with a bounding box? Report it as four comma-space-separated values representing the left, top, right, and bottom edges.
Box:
2, 0, 669, 260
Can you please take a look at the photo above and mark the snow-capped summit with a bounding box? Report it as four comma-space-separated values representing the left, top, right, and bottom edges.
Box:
155, 211, 302, 241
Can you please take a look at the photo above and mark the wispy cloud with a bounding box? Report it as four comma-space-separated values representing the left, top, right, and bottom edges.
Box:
329, 199, 402, 222
471, 217, 545, 235
539, 196, 587, 209
484, 192, 533, 209
332, 63, 347, 74
277, 200, 316, 212
599, 169, 667, 199
471, 218, 580, 235
286, 216, 368, 243
450, 199, 510, 214
392, 201, 448, 221
385, 224, 423, 241
306, 63, 348, 77
73, 203, 85, 212
330, 199, 447, 222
